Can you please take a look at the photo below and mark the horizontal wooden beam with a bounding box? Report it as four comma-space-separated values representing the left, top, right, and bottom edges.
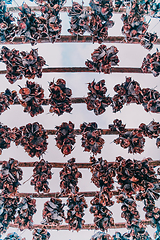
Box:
0, 160, 159, 168
45, 128, 135, 135
42, 67, 145, 73
13, 97, 85, 105
3, 36, 160, 45
0, 67, 148, 75
16, 187, 160, 198
7, 6, 126, 13
16, 191, 100, 198
9, 220, 152, 230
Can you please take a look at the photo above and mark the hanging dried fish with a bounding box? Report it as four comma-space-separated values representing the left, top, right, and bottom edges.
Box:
49, 79, 72, 116
90, 156, 116, 206
116, 157, 157, 196
141, 50, 160, 77
139, 120, 160, 139
14, 196, 37, 231
0, 123, 13, 155
0, 89, 18, 115
11, 122, 48, 158
85, 79, 112, 115
80, 122, 105, 155
66, 194, 88, 231
42, 197, 65, 225
17, 3, 47, 46
114, 129, 145, 154
0, 0, 18, 43
68, 2, 90, 36
142, 88, 160, 113
0, 195, 19, 236
0, 158, 23, 194
32, 228, 50, 240
55, 121, 76, 156
109, 119, 126, 133
40, 3, 62, 43
0, 47, 46, 83
60, 158, 82, 195
89, 0, 114, 22
85, 45, 119, 73
112, 77, 143, 113
30, 159, 52, 193
90, 192, 114, 231
19, 80, 44, 117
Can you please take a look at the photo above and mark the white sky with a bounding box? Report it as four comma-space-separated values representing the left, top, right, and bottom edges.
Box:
0, 1, 160, 239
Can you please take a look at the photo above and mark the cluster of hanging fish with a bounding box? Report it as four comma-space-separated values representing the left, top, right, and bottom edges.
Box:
1, 75, 160, 118
68, 0, 114, 44
110, 119, 160, 153
0, 0, 159, 47
0, 0, 66, 45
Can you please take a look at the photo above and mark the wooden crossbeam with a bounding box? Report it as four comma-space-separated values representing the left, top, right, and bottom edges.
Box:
0, 67, 149, 75
45, 128, 135, 135
9, 220, 152, 230
16, 187, 160, 198
42, 67, 145, 73
13, 97, 85, 105
2, 36, 160, 44
7, 6, 126, 13
0, 160, 159, 168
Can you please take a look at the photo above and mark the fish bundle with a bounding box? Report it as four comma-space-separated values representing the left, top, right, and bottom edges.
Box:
32, 228, 50, 240
114, 129, 145, 154
121, 2, 149, 47
0, 47, 46, 83
90, 156, 116, 206
85, 79, 112, 115
0, 0, 18, 43
66, 194, 88, 231
89, 0, 114, 22
89, 0, 114, 43
109, 119, 126, 133
89, 13, 113, 44
17, 4, 47, 46
112, 77, 143, 113
80, 122, 105, 155
55, 121, 75, 156
11, 122, 48, 158
85, 45, 119, 73
60, 158, 82, 195
116, 157, 157, 196
42, 197, 65, 225
0, 195, 19, 236
140, 32, 158, 50
14, 196, 37, 231
141, 50, 160, 77
19, 81, 44, 117
0, 158, 23, 194
49, 79, 72, 116
68, 2, 90, 36
139, 120, 160, 139
0, 123, 13, 155
90, 192, 114, 231
40, 3, 62, 43
117, 193, 140, 226
30, 159, 52, 193
136, 189, 160, 236
141, 88, 160, 113
0, 89, 18, 115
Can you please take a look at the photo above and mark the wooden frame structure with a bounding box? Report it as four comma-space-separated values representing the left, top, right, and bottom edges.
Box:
0, 2, 160, 236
